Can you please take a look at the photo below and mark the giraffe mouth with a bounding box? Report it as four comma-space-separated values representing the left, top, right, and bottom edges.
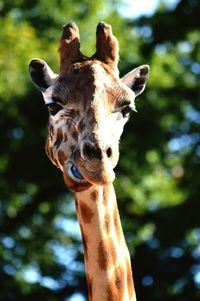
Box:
66, 159, 115, 186
66, 161, 87, 183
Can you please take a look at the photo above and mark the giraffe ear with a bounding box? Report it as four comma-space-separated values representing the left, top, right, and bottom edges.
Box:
121, 65, 149, 97
29, 59, 57, 92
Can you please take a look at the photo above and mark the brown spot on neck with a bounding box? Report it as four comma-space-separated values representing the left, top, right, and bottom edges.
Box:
106, 266, 125, 301
98, 238, 117, 270
90, 189, 99, 201
79, 202, 94, 224
115, 266, 125, 297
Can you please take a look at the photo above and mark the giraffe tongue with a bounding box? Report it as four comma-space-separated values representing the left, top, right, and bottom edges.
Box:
71, 164, 84, 180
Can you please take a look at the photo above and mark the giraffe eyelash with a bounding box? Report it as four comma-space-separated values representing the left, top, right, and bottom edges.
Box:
121, 105, 132, 118
46, 102, 63, 116
52, 95, 63, 103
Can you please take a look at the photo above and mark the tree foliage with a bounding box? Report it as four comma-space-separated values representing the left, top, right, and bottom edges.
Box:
0, 1, 200, 300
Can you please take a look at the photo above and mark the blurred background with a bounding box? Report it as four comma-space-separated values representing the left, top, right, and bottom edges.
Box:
0, 0, 200, 300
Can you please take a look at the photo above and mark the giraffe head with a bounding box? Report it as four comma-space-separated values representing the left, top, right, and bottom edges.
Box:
29, 22, 149, 192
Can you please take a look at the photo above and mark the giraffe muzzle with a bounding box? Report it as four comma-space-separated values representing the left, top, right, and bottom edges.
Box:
81, 141, 113, 161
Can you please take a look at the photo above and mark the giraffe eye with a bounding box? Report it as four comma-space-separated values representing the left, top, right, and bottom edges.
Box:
121, 105, 131, 118
47, 103, 62, 116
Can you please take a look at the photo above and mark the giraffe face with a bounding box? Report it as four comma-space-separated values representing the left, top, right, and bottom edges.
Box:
29, 22, 149, 192
44, 61, 138, 192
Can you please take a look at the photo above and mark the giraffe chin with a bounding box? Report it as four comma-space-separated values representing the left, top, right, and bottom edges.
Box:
83, 169, 115, 186
63, 161, 115, 192
63, 168, 92, 193
76, 162, 116, 186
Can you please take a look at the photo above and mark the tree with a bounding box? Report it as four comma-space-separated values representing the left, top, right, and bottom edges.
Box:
0, 1, 199, 300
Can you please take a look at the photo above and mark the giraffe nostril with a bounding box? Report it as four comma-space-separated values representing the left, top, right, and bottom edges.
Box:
106, 147, 112, 158
83, 143, 102, 160
83, 144, 95, 158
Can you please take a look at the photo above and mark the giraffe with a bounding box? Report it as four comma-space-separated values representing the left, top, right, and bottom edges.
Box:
29, 21, 149, 301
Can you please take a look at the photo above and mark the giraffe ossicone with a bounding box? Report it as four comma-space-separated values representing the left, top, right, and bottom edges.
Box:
29, 21, 149, 301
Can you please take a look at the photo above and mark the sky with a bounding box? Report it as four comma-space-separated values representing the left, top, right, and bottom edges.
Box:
120, 0, 160, 17
120, 0, 180, 18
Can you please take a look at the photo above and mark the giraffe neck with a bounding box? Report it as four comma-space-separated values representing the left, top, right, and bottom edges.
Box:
75, 184, 136, 301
